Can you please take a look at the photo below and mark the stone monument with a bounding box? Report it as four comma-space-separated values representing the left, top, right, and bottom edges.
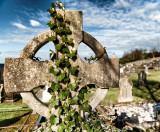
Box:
0, 84, 3, 103
4, 10, 119, 118
118, 76, 133, 102
144, 65, 149, 74
138, 71, 147, 86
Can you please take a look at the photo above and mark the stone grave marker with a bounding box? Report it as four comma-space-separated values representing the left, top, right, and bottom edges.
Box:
138, 71, 147, 86
4, 10, 119, 118
144, 65, 149, 74
120, 67, 124, 74
0, 84, 3, 103
118, 75, 133, 102
0, 69, 3, 84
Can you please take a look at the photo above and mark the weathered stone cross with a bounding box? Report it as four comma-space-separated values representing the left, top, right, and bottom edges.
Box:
4, 10, 119, 118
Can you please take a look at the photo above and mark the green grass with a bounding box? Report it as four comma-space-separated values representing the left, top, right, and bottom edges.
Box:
0, 101, 39, 132
0, 103, 31, 126
84, 70, 160, 105
130, 70, 160, 102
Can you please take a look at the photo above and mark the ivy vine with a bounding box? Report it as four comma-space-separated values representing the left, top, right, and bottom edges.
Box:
43, 1, 107, 131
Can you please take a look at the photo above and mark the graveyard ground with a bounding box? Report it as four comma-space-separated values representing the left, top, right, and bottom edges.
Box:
86, 70, 160, 105
0, 69, 160, 131
0, 100, 39, 132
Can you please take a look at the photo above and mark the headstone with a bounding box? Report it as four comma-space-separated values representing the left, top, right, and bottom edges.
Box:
138, 71, 147, 86
144, 65, 149, 74
129, 67, 135, 73
0, 69, 3, 84
0, 84, 3, 103
35, 85, 52, 103
120, 67, 124, 74
118, 76, 133, 102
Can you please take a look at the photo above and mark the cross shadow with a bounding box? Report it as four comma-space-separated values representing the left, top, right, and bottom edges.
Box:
132, 79, 160, 102
0, 111, 31, 127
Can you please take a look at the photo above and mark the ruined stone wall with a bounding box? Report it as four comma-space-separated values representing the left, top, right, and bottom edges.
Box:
126, 57, 160, 66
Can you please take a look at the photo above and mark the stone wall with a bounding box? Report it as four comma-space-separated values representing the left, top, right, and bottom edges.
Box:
126, 57, 160, 66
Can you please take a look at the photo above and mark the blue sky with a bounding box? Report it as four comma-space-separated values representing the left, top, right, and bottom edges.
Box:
0, 0, 160, 63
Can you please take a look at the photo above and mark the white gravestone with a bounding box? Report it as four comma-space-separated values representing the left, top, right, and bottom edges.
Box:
118, 76, 133, 103
0, 84, 3, 103
144, 65, 149, 74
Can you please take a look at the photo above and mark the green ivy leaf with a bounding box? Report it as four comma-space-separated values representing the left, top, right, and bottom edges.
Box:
51, 82, 61, 91
47, 88, 53, 93
62, 105, 69, 113
64, 60, 70, 67
47, 8, 56, 14
58, 107, 62, 116
56, 72, 66, 82
65, 28, 71, 34
83, 122, 91, 131
80, 87, 87, 94
49, 115, 56, 125
55, 117, 60, 124
68, 110, 75, 117
65, 19, 70, 24
81, 101, 92, 112
68, 83, 78, 91
58, 123, 65, 132
58, 90, 67, 100
51, 3, 55, 8
49, 98, 59, 108
78, 92, 84, 100
62, 47, 70, 54
67, 121, 75, 128
89, 56, 93, 61
61, 35, 67, 41
55, 43, 64, 51
50, 66, 60, 76
68, 51, 76, 58
55, 59, 64, 67
65, 89, 71, 97
69, 67, 78, 75
65, 127, 73, 132
64, 115, 71, 122
56, 14, 63, 21
47, 22, 56, 28
54, 28, 62, 34
66, 38, 73, 45
58, 22, 65, 27
78, 115, 82, 122
63, 77, 70, 83
70, 96, 79, 105
47, 36, 57, 42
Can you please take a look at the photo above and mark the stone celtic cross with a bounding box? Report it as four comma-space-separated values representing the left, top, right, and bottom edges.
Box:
4, 10, 119, 118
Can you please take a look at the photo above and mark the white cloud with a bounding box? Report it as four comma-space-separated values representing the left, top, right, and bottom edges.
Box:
144, 2, 158, 11
0, 39, 5, 44
113, 0, 131, 8
149, 14, 160, 23
1, 0, 160, 62
30, 20, 41, 27
12, 22, 28, 29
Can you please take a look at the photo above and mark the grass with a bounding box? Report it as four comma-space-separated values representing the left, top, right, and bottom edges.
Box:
0, 69, 160, 131
0, 100, 39, 132
85, 70, 160, 105
130, 70, 160, 102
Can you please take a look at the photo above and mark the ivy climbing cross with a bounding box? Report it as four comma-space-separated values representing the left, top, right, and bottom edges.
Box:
3, 1, 119, 131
